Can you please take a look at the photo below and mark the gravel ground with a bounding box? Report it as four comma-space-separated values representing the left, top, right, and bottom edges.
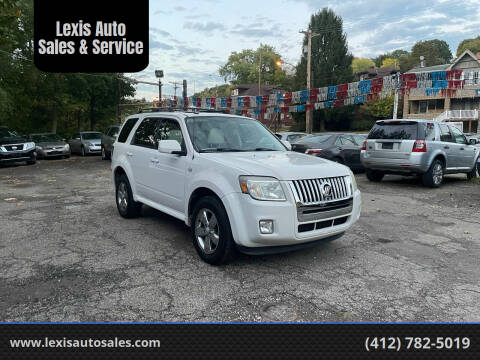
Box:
0, 156, 479, 322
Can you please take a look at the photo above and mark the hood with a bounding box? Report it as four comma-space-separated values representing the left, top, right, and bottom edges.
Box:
37, 141, 66, 148
201, 151, 350, 180
0, 136, 26, 145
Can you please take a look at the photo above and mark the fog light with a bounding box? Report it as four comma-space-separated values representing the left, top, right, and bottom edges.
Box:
259, 220, 274, 234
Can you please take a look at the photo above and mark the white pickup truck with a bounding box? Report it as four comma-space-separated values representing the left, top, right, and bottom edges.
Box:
111, 110, 361, 264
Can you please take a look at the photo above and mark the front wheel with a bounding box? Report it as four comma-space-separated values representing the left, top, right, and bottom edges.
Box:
81, 146, 86, 157
115, 174, 142, 218
467, 159, 479, 180
423, 159, 444, 187
191, 196, 236, 265
366, 168, 384, 182
101, 147, 107, 160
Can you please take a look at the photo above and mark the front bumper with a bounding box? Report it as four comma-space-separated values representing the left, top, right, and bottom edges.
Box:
0, 149, 36, 163
38, 148, 70, 158
86, 145, 101, 154
222, 189, 361, 248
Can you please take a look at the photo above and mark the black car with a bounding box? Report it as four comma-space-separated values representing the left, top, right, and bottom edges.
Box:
0, 126, 37, 165
291, 133, 366, 171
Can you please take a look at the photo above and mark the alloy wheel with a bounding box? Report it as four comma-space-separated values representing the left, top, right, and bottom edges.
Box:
194, 208, 220, 255
433, 162, 443, 185
117, 182, 128, 212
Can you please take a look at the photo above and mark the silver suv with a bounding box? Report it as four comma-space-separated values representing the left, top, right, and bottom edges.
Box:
360, 119, 479, 187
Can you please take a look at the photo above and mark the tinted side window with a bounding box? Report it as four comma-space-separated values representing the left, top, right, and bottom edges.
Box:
450, 126, 466, 145
439, 124, 454, 143
157, 119, 185, 151
132, 118, 159, 149
118, 118, 138, 143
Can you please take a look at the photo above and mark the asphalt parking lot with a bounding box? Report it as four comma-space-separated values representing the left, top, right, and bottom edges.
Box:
0, 156, 479, 322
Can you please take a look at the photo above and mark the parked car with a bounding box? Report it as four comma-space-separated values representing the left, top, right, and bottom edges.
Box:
0, 126, 36, 165
291, 133, 366, 171
101, 125, 121, 160
68, 131, 102, 156
360, 119, 479, 187
275, 132, 309, 144
112, 111, 361, 264
29, 133, 70, 159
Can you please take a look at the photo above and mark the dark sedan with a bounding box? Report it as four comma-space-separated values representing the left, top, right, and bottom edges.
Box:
291, 133, 366, 171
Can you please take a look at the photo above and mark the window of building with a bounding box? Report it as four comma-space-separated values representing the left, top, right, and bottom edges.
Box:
419, 100, 427, 113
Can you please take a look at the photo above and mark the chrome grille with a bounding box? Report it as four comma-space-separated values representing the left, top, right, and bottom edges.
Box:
289, 176, 351, 205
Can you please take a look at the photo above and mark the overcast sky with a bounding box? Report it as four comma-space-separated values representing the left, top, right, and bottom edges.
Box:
130, 0, 480, 100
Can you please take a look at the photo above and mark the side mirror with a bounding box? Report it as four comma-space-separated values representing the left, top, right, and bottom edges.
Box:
469, 138, 477, 145
281, 140, 292, 151
158, 140, 185, 155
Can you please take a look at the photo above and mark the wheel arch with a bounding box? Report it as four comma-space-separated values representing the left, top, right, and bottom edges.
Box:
187, 187, 224, 226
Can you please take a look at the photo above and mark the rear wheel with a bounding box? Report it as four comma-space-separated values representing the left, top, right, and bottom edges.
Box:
115, 174, 142, 218
81, 146, 86, 157
366, 169, 384, 182
191, 196, 236, 265
422, 159, 444, 187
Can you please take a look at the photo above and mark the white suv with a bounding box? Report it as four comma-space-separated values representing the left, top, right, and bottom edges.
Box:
111, 110, 361, 264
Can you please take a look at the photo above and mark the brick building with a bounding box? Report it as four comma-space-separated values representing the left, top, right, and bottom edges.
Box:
402, 50, 480, 133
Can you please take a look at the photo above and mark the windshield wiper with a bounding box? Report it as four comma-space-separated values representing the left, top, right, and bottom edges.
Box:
198, 147, 246, 153
250, 148, 279, 151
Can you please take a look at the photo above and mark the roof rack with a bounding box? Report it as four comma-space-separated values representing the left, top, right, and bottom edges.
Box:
139, 107, 229, 114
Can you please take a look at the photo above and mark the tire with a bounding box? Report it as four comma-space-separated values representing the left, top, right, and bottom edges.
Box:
115, 174, 142, 218
81, 146, 86, 157
101, 146, 107, 160
26, 159, 36, 165
191, 196, 236, 265
65, 154, 70, 159
365, 168, 384, 182
466, 159, 479, 180
422, 159, 444, 188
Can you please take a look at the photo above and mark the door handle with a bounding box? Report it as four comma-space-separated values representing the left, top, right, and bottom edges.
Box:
460, 147, 464, 150
150, 158, 159, 163
443, 146, 449, 149
126, 152, 133, 157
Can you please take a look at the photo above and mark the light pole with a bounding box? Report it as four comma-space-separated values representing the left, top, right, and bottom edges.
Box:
155, 70, 164, 107
299, 29, 320, 134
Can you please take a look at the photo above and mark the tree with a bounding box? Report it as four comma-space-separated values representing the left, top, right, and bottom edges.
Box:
456, 36, 480, 56
381, 57, 399, 69
351, 58, 375, 74
294, 8, 354, 131
193, 84, 231, 98
219, 44, 289, 88
407, 39, 452, 69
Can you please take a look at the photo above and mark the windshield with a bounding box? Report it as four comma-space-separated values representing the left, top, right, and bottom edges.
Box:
0, 128, 20, 138
185, 116, 286, 152
31, 134, 63, 142
82, 132, 102, 140
297, 134, 333, 144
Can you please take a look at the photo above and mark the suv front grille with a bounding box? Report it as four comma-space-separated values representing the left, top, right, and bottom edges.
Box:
4, 144, 24, 151
289, 176, 351, 205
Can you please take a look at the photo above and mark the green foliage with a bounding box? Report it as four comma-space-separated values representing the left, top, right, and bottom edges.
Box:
351, 58, 375, 74
374, 49, 409, 72
0, 0, 135, 136
408, 39, 452, 69
219, 44, 289, 88
359, 95, 394, 119
193, 84, 231, 98
456, 36, 480, 56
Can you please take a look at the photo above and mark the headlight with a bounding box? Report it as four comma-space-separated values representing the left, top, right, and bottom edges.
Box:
64, 144, 70, 150
239, 176, 286, 201
348, 169, 358, 192
24, 142, 35, 150
36, 145, 43, 151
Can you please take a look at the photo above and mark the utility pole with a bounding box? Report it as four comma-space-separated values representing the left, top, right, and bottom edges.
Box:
258, 46, 262, 96
169, 81, 181, 97
183, 80, 187, 110
393, 72, 400, 120
300, 29, 320, 133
